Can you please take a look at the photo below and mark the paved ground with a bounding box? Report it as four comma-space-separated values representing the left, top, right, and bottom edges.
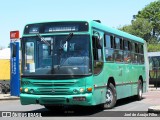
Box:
0, 94, 19, 100
0, 86, 160, 112
145, 87, 160, 113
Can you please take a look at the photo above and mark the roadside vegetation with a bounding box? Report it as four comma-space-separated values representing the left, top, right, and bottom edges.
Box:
119, 0, 160, 52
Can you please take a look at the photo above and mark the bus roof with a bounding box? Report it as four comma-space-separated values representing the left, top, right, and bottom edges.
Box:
148, 52, 160, 57
23, 20, 144, 43
89, 20, 144, 43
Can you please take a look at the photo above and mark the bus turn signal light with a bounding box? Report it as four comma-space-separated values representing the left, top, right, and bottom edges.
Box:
87, 88, 92, 92
20, 87, 23, 93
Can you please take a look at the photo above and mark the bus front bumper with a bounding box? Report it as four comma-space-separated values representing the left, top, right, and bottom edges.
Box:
20, 93, 94, 106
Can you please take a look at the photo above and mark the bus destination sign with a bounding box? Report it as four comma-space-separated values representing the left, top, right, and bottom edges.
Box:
24, 22, 88, 34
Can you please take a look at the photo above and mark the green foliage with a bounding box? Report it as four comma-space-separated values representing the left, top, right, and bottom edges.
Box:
147, 44, 160, 52
119, 24, 132, 34
119, 0, 160, 52
136, 0, 160, 37
119, 18, 152, 42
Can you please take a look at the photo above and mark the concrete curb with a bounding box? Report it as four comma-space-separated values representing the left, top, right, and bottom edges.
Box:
148, 106, 160, 113
149, 88, 160, 91
0, 94, 19, 101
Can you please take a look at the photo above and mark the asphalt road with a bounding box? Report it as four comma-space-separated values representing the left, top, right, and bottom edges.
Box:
0, 90, 160, 119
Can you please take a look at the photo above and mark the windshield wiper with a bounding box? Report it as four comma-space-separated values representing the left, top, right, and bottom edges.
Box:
60, 32, 74, 49
36, 34, 50, 46
64, 32, 73, 42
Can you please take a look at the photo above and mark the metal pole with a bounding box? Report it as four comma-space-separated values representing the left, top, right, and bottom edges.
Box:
156, 68, 158, 89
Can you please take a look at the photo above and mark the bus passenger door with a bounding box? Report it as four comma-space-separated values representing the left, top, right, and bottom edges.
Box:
92, 31, 105, 104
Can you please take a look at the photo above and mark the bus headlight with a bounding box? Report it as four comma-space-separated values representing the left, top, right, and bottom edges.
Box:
24, 88, 29, 93
79, 88, 85, 93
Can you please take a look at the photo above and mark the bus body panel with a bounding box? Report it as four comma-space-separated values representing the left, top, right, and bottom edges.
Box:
20, 76, 98, 106
20, 20, 148, 107
99, 63, 146, 100
20, 93, 94, 106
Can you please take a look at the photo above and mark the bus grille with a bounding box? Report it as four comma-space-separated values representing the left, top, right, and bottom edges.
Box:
32, 82, 76, 86
37, 88, 69, 95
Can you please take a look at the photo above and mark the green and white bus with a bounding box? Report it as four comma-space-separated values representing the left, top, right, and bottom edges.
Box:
20, 20, 148, 109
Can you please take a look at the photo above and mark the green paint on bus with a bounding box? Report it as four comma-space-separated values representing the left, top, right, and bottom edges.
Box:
20, 20, 147, 109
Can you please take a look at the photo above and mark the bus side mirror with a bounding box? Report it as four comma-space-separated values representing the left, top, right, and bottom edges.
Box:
92, 36, 102, 49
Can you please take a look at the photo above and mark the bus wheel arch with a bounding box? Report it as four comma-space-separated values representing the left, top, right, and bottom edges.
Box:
103, 77, 117, 109
107, 77, 116, 87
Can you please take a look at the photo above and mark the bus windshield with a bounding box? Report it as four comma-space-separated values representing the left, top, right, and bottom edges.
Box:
22, 34, 92, 76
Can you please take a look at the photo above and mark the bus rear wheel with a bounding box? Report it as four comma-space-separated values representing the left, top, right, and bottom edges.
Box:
103, 83, 117, 109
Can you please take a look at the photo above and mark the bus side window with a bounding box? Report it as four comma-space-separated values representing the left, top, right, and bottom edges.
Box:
92, 36, 102, 60
105, 35, 114, 62
135, 43, 139, 63
120, 38, 123, 50
123, 40, 131, 63
115, 37, 120, 49
131, 42, 135, 63
139, 44, 144, 64
110, 36, 115, 48
123, 40, 128, 50
105, 35, 111, 48
114, 37, 123, 62
92, 34, 103, 75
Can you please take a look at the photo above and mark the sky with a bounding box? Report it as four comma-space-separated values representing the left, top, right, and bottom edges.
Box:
0, 0, 156, 48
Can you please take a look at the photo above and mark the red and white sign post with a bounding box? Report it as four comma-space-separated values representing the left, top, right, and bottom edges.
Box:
10, 30, 20, 96
10, 31, 20, 41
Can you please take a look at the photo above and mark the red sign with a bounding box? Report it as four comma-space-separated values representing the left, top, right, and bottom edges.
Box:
10, 31, 19, 39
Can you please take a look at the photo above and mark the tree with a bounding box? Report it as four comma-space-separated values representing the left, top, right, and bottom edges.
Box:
119, 0, 160, 42
147, 44, 160, 52
136, 0, 160, 38
119, 0, 160, 52
119, 18, 153, 42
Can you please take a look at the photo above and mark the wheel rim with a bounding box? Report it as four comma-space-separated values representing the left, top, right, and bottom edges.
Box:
139, 85, 142, 97
106, 89, 113, 103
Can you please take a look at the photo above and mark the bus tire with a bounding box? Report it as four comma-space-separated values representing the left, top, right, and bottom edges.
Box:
137, 80, 143, 100
104, 83, 117, 109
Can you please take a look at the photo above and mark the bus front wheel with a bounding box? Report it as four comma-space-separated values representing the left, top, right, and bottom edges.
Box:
104, 83, 117, 109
